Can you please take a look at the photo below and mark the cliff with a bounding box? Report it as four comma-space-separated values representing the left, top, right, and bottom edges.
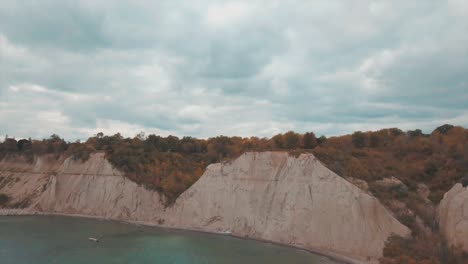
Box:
0, 152, 410, 264
0, 154, 166, 221
438, 183, 468, 252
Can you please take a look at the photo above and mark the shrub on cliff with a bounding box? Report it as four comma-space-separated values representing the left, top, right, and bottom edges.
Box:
381, 234, 441, 264
68, 143, 95, 161
0, 193, 10, 206
351, 131, 366, 148
461, 174, 468, 187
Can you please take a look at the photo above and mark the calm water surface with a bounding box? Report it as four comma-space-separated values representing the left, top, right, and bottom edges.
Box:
0, 216, 341, 264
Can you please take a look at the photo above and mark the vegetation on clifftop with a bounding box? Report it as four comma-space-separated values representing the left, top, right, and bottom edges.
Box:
1, 124, 468, 263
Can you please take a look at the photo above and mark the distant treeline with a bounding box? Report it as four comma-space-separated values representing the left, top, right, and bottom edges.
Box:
1, 124, 468, 263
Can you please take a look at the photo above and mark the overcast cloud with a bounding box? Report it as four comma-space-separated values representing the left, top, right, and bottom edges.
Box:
1, 0, 467, 140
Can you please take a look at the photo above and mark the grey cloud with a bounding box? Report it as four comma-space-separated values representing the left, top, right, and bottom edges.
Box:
0, 1, 109, 52
0, 0, 467, 140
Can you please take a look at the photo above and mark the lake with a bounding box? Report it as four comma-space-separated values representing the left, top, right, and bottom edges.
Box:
0, 216, 341, 264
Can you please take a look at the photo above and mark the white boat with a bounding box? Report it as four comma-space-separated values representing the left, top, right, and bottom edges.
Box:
88, 237, 99, 243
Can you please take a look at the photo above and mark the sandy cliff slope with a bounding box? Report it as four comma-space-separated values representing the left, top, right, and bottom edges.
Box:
164, 152, 409, 263
0, 152, 410, 263
0, 155, 63, 208
0, 154, 166, 221
438, 183, 468, 252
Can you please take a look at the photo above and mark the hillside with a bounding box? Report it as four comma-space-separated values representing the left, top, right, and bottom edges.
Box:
1, 124, 468, 263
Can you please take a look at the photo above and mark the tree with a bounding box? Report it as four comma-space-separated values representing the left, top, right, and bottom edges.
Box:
17, 139, 32, 151
49, 134, 62, 142
283, 131, 301, 149
352, 131, 366, 148
272, 134, 284, 148
407, 129, 423, 138
424, 161, 437, 176
303, 132, 317, 149
166, 135, 180, 152
388, 128, 404, 137
3, 138, 18, 152
135, 131, 146, 141
434, 124, 454, 135
369, 133, 380, 148
317, 135, 327, 145
461, 173, 468, 187
0, 193, 10, 206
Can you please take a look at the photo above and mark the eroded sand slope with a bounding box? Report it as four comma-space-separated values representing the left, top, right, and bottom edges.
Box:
164, 152, 409, 263
438, 183, 468, 252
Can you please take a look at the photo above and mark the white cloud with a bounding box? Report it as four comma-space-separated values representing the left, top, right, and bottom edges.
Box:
448, 0, 468, 17
9, 83, 47, 93
8, 83, 94, 102
0, 34, 27, 59
204, 2, 253, 28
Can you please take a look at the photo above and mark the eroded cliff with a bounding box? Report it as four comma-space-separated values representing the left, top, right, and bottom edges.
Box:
164, 152, 409, 263
0, 154, 166, 221
438, 183, 468, 252
0, 152, 410, 263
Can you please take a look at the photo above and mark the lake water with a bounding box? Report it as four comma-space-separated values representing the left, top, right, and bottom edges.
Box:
0, 216, 341, 264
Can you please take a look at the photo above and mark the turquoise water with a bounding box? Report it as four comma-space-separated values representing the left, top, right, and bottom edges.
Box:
0, 216, 341, 264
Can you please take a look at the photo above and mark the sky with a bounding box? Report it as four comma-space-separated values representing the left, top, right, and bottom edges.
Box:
1, 0, 467, 141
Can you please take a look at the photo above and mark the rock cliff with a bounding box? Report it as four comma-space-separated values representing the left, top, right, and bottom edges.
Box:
164, 152, 409, 263
438, 183, 468, 252
0, 152, 410, 263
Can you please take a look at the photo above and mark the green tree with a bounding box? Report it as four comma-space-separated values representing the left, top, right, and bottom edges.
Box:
352, 131, 366, 148
317, 135, 327, 145
434, 124, 454, 134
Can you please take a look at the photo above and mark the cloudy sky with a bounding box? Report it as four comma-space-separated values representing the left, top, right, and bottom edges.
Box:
1, 1, 467, 140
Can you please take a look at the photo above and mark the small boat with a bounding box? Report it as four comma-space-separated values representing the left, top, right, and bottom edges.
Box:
88, 237, 100, 243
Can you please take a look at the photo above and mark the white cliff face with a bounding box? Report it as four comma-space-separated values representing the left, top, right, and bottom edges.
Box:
0, 155, 61, 208
34, 153, 166, 221
0, 152, 410, 264
0, 153, 166, 221
164, 152, 409, 263
438, 183, 468, 252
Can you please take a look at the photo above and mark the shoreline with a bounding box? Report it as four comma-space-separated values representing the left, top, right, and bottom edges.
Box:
0, 209, 365, 264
